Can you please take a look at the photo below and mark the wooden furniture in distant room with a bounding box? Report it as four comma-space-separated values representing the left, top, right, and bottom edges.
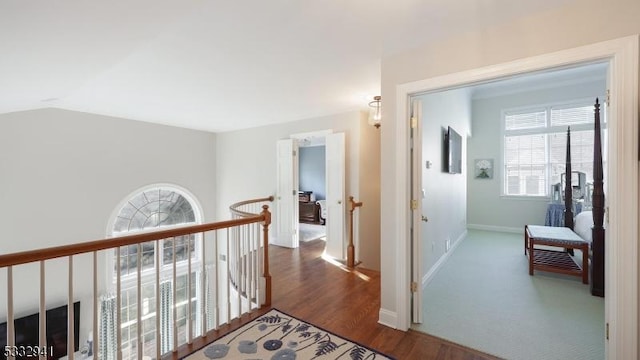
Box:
298, 191, 320, 224
525, 225, 589, 284
299, 191, 312, 203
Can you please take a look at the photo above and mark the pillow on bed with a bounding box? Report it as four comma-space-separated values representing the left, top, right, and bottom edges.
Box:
574, 211, 593, 244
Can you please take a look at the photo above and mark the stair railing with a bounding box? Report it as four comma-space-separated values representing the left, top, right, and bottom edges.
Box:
0, 198, 272, 360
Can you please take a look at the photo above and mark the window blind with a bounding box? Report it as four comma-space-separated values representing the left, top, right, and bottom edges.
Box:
502, 100, 606, 197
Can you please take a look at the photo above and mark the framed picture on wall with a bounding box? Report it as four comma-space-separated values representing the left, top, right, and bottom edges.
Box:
474, 159, 493, 179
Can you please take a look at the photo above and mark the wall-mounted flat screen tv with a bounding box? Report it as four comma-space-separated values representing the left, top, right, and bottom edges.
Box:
444, 126, 462, 174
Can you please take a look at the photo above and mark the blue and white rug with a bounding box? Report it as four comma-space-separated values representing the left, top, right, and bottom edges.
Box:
183, 309, 393, 359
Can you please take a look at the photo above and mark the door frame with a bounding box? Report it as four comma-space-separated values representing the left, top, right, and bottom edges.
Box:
392, 35, 638, 359
280, 129, 347, 258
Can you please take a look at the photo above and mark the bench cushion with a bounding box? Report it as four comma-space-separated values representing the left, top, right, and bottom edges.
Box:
527, 225, 587, 247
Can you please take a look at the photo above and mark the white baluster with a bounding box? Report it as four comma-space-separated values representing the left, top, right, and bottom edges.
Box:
136, 244, 142, 360
116, 248, 122, 360
93, 252, 99, 360
214, 230, 220, 330
68, 256, 75, 360
39, 261, 46, 360
172, 238, 177, 352
201, 232, 206, 336
187, 236, 193, 344
7, 266, 15, 360
155, 241, 161, 360
226, 228, 231, 323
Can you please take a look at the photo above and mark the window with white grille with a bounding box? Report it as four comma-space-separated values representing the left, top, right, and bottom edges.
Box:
502, 100, 606, 197
107, 186, 205, 360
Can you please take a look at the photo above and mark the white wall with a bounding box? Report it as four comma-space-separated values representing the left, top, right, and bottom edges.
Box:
467, 80, 606, 230
0, 108, 216, 344
418, 89, 471, 276
379, 0, 640, 327
215, 110, 382, 270
357, 114, 381, 271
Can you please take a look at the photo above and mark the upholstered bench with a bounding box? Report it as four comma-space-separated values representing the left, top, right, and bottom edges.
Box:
524, 225, 589, 284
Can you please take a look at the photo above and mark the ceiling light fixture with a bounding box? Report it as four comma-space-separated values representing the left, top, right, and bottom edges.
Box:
368, 95, 382, 128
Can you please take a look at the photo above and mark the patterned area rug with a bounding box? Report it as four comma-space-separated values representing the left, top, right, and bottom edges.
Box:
183, 309, 394, 359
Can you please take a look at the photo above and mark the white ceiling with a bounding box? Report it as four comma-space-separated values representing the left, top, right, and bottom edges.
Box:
0, 0, 575, 132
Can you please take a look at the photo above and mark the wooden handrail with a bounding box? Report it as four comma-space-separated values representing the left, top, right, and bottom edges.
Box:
0, 215, 265, 268
229, 196, 274, 217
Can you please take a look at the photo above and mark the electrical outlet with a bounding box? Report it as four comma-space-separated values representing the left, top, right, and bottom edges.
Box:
220, 254, 226, 261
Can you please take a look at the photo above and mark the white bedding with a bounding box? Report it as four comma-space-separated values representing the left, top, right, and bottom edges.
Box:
574, 211, 593, 244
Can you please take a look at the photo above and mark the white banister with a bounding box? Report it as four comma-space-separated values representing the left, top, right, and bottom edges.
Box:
0, 197, 271, 360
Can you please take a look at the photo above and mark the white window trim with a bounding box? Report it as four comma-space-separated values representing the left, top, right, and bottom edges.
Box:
500, 96, 606, 198
106, 184, 205, 290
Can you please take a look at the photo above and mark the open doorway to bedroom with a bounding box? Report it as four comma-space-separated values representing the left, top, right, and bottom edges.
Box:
297, 136, 328, 243
275, 129, 346, 260
411, 62, 608, 360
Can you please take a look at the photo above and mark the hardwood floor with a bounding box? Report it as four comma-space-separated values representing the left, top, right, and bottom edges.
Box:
172, 239, 501, 360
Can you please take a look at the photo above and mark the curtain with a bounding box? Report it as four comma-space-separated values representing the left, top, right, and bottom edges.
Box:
159, 280, 173, 354
194, 265, 215, 337
98, 294, 117, 360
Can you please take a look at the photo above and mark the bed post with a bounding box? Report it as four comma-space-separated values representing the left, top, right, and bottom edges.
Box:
591, 99, 605, 297
564, 127, 574, 230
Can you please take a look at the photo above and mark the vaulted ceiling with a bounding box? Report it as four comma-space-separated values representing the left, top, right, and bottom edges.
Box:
0, 0, 575, 132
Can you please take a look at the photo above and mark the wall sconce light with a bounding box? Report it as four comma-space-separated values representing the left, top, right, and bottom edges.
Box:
368, 95, 382, 128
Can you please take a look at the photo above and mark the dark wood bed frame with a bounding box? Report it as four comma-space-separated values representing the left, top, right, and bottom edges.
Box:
590, 99, 605, 297
566, 99, 605, 296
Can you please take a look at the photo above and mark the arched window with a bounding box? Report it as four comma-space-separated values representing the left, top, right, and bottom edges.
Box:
108, 185, 204, 359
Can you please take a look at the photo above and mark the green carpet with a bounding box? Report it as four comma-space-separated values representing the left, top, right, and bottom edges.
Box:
413, 229, 604, 360
183, 309, 393, 359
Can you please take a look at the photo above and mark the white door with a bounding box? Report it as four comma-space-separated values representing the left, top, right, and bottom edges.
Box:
410, 97, 423, 323
325, 132, 345, 260
275, 139, 299, 248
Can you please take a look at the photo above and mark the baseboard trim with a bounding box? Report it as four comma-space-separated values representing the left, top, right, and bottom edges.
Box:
378, 308, 398, 329
467, 224, 522, 234
421, 230, 467, 289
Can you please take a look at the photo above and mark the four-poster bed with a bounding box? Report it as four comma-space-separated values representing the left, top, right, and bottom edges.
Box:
525, 98, 605, 297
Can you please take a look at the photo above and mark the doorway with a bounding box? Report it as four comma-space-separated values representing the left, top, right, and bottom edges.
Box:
297, 138, 327, 243
391, 36, 638, 358
411, 63, 608, 359
274, 130, 346, 261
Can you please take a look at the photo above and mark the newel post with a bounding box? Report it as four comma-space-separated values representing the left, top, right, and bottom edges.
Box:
261, 204, 272, 306
348, 196, 363, 268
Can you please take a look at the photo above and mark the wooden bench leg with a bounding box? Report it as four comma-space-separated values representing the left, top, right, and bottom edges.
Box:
528, 237, 534, 276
